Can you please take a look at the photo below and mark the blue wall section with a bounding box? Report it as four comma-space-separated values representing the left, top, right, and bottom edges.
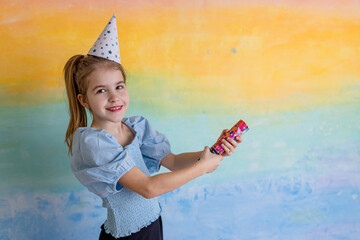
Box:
0, 103, 359, 239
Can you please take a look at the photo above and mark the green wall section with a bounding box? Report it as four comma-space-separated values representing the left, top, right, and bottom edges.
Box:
1, 100, 358, 192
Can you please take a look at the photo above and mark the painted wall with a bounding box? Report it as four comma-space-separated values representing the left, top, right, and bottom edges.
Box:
1, 0, 359, 239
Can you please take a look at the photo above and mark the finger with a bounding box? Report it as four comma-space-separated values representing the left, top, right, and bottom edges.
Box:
218, 129, 229, 141
226, 137, 238, 147
221, 129, 228, 137
222, 138, 236, 151
221, 142, 232, 155
235, 136, 243, 143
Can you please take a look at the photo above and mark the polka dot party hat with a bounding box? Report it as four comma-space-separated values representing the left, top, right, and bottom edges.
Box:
87, 14, 121, 64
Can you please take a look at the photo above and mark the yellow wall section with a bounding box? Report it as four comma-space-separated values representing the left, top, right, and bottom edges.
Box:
0, 1, 359, 109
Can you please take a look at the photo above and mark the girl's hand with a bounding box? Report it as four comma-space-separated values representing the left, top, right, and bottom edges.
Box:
218, 129, 243, 157
198, 146, 223, 173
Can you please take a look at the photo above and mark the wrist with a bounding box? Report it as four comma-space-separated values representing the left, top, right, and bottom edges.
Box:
193, 160, 206, 176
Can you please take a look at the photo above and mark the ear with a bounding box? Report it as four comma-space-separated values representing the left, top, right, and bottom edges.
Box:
77, 94, 90, 109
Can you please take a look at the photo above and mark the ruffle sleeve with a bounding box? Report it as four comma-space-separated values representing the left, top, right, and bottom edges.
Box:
71, 128, 135, 198
126, 116, 171, 174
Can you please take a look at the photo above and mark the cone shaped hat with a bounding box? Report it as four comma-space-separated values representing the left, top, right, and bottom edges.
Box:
88, 14, 121, 64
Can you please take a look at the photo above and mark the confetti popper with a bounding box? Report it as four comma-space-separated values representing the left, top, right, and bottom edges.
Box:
210, 120, 249, 155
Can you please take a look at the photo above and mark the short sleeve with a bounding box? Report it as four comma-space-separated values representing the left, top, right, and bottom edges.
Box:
128, 116, 171, 174
71, 128, 135, 198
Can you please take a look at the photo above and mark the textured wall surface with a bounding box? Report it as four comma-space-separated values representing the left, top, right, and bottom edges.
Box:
1, 0, 359, 239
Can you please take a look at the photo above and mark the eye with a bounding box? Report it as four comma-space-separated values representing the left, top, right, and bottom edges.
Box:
96, 89, 106, 94
116, 84, 124, 90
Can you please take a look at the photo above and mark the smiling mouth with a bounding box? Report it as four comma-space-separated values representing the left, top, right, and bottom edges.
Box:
106, 105, 123, 111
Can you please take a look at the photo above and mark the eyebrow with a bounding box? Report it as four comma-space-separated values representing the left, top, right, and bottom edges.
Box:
92, 81, 125, 91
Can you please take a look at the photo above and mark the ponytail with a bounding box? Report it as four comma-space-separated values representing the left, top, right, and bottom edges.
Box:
63, 55, 88, 156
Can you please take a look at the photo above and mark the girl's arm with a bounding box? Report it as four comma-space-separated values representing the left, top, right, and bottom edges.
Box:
161, 134, 243, 171
160, 151, 202, 171
117, 147, 222, 199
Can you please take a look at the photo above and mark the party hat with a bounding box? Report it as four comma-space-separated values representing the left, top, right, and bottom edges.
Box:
87, 14, 121, 64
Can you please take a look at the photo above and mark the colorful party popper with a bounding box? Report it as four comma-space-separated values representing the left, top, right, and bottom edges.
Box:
210, 120, 249, 155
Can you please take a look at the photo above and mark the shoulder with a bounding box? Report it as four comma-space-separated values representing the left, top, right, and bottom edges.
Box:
72, 127, 120, 159
123, 116, 153, 138
123, 116, 148, 128
71, 127, 123, 169
124, 116, 168, 145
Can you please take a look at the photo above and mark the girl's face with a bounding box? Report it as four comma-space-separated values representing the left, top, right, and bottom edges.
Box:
77, 67, 129, 128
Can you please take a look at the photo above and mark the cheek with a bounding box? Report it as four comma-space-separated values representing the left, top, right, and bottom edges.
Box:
124, 92, 130, 103
87, 95, 103, 109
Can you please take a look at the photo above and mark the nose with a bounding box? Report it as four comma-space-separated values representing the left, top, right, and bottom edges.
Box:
108, 90, 120, 102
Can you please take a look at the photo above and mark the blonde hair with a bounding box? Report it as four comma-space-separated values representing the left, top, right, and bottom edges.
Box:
63, 54, 126, 155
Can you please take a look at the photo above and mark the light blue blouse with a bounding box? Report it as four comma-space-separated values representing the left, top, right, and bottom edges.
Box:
70, 116, 171, 238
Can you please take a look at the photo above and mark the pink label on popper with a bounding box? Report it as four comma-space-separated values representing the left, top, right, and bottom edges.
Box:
210, 120, 249, 155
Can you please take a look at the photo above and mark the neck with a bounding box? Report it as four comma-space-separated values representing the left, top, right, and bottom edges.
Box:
91, 120, 125, 136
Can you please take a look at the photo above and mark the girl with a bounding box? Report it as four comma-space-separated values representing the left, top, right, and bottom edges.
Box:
63, 15, 242, 240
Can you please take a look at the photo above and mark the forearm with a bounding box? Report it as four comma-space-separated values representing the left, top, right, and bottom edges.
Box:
119, 147, 222, 199
146, 162, 204, 198
172, 151, 203, 170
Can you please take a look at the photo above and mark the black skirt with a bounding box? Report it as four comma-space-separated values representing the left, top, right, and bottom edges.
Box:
99, 216, 163, 240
